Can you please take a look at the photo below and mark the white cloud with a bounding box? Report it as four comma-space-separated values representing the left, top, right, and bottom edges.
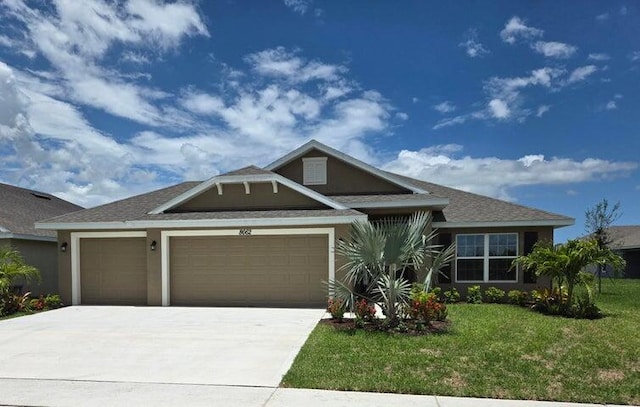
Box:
283, 0, 313, 15
533, 41, 577, 58
630, 51, 640, 61
605, 100, 617, 110
383, 145, 637, 201
500, 16, 543, 44
596, 13, 610, 21
412, 97, 419, 103
459, 29, 489, 58
433, 101, 456, 114
567, 65, 598, 83
536, 105, 551, 117
588, 53, 611, 61
245, 47, 346, 83
488, 99, 510, 119
395, 112, 409, 120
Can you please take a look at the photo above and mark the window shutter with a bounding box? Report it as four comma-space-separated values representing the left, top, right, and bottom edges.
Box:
523, 231, 538, 284
437, 232, 452, 283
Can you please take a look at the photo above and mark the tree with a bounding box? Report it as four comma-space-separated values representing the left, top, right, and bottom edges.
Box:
585, 199, 622, 293
327, 212, 455, 325
513, 239, 625, 309
0, 246, 40, 297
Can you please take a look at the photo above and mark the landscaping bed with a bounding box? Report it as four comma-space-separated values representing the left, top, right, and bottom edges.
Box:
283, 279, 640, 405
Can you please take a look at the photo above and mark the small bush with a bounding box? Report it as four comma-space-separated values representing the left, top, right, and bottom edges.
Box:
354, 298, 376, 324
443, 288, 460, 303
1, 292, 31, 316
29, 295, 46, 311
44, 294, 63, 309
531, 288, 568, 315
429, 286, 442, 299
572, 294, 602, 319
508, 290, 528, 306
327, 298, 346, 321
466, 285, 482, 304
484, 287, 505, 303
407, 290, 448, 323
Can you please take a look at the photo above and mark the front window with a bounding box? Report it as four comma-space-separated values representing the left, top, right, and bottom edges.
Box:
456, 233, 518, 282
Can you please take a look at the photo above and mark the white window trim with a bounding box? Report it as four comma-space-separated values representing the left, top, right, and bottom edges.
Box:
70, 231, 147, 306
160, 228, 335, 306
302, 157, 328, 186
455, 233, 518, 283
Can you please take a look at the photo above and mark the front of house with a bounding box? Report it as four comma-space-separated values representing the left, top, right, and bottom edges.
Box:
36, 140, 574, 307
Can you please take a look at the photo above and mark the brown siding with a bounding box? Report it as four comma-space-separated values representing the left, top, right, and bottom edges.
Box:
146, 229, 163, 305
435, 226, 554, 293
170, 234, 328, 307
4, 239, 58, 296
173, 182, 326, 212
275, 149, 410, 195
80, 237, 147, 305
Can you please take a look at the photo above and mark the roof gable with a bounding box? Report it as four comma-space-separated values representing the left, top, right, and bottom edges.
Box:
265, 140, 426, 195
148, 170, 347, 214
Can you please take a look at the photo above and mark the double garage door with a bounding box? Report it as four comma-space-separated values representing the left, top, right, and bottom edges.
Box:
79, 233, 328, 307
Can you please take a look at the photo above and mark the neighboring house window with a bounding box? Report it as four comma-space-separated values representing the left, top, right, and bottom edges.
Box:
302, 157, 327, 185
456, 233, 518, 282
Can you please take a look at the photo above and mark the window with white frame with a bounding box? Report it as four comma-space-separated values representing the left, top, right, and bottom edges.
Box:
456, 233, 518, 282
302, 157, 327, 185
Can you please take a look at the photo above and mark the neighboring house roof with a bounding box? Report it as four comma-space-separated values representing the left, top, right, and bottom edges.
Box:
607, 226, 640, 250
265, 139, 428, 194
390, 172, 574, 228
0, 182, 83, 241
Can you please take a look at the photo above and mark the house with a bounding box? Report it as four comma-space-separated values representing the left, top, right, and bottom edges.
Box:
36, 140, 574, 307
0, 183, 83, 295
606, 226, 640, 279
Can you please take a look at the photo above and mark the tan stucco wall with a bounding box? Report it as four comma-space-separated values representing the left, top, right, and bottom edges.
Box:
0, 238, 58, 296
275, 149, 410, 195
57, 231, 72, 304
174, 182, 326, 211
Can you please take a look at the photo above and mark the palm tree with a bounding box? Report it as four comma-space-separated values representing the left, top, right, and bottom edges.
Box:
513, 239, 625, 308
328, 212, 455, 325
0, 246, 40, 296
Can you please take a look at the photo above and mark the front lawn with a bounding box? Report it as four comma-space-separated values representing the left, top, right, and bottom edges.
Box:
282, 279, 640, 405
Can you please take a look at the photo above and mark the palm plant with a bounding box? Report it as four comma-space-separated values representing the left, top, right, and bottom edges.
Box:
328, 212, 455, 325
0, 246, 40, 296
513, 239, 625, 308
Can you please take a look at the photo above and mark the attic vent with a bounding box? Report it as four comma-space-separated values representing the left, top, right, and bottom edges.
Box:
31, 192, 51, 200
303, 157, 327, 185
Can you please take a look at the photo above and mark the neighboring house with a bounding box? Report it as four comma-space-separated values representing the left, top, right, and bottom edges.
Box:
0, 183, 83, 295
36, 140, 574, 307
606, 226, 640, 279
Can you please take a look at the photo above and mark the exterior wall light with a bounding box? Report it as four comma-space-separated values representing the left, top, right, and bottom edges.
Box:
60, 242, 68, 253
150, 240, 157, 251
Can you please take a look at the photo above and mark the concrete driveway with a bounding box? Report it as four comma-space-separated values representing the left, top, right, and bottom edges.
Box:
0, 306, 324, 387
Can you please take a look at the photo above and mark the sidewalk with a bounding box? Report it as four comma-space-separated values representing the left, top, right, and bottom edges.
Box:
0, 378, 634, 407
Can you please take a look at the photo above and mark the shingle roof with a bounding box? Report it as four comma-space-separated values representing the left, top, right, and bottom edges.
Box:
220, 166, 274, 176
41, 182, 199, 224
136, 209, 363, 221
0, 183, 83, 238
607, 226, 640, 249
388, 172, 573, 224
332, 193, 445, 204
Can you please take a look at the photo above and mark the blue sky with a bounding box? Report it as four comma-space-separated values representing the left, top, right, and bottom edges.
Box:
0, 0, 638, 242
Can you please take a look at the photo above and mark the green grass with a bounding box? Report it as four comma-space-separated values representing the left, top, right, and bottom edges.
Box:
0, 311, 31, 321
283, 279, 640, 405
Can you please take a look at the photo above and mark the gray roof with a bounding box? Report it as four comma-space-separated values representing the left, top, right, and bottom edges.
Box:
136, 209, 363, 221
0, 183, 83, 239
607, 226, 640, 250
388, 172, 573, 224
332, 193, 445, 203
221, 166, 274, 176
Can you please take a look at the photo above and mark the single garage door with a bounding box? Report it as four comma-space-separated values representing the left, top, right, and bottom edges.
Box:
170, 234, 328, 307
80, 237, 147, 305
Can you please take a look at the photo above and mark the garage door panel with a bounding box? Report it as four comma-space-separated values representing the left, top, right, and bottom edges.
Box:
80, 237, 147, 305
170, 234, 328, 307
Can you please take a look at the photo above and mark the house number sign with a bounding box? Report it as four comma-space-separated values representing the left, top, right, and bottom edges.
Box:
238, 228, 252, 236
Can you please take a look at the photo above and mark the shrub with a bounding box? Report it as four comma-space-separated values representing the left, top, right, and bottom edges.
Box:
429, 286, 442, 300
29, 295, 46, 311
572, 294, 602, 319
354, 298, 376, 324
508, 290, 528, 306
44, 294, 63, 309
407, 290, 447, 323
531, 288, 568, 315
484, 287, 505, 303
327, 298, 346, 321
443, 288, 460, 303
467, 285, 482, 304
1, 292, 31, 316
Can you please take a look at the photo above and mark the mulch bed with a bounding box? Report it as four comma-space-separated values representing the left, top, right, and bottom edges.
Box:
320, 318, 451, 336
